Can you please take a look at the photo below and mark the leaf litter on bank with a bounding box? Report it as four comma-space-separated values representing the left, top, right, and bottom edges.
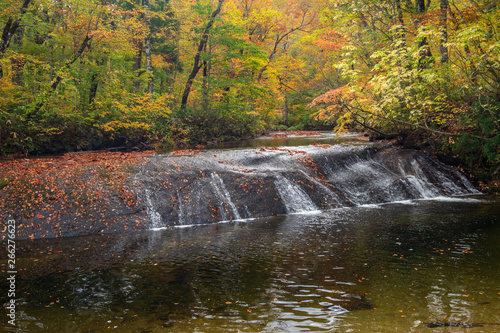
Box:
0, 150, 155, 239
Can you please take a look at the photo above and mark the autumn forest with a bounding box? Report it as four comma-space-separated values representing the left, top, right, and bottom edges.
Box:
1, 0, 499, 182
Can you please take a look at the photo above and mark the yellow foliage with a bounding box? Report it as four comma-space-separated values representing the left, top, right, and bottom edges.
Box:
100, 120, 151, 133
127, 94, 172, 120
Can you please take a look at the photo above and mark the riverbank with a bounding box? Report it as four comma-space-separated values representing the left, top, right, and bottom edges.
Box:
0, 150, 154, 239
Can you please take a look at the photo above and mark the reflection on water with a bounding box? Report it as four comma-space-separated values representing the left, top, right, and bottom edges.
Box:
1, 197, 499, 332
159, 132, 363, 153
211, 132, 363, 151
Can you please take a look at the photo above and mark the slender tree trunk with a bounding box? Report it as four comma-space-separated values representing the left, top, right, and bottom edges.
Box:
89, 72, 99, 105
0, 0, 32, 78
439, 0, 449, 64
202, 59, 209, 108
395, 0, 408, 69
89, 58, 104, 106
284, 95, 289, 126
49, 36, 54, 80
143, 0, 153, 96
257, 34, 280, 81
0, 0, 31, 54
181, 0, 224, 109
416, 0, 432, 69
133, 40, 143, 92
202, 43, 212, 110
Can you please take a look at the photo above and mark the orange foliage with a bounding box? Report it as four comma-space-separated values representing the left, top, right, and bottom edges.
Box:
312, 29, 345, 51
309, 86, 358, 122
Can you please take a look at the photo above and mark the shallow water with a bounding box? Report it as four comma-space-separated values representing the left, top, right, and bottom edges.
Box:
1, 197, 499, 332
159, 132, 363, 153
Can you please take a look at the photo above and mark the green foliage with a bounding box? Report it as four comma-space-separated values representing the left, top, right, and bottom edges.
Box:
166, 105, 262, 145
308, 0, 500, 181
443, 99, 500, 180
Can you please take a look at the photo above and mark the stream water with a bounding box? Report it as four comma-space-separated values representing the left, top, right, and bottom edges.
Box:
1, 133, 499, 332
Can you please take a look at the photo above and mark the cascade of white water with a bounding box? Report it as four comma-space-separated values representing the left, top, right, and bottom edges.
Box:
145, 189, 163, 229
210, 173, 242, 220
274, 174, 318, 213
410, 160, 441, 197
397, 161, 437, 198
136, 143, 479, 227
456, 173, 481, 194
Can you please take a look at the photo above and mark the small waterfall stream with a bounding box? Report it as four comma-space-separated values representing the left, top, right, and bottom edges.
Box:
210, 173, 241, 221
274, 174, 318, 213
134, 143, 480, 229
144, 189, 163, 229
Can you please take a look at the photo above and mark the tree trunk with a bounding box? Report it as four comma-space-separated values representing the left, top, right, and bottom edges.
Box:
143, 0, 153, 95
133, 40, 143, 92
11, 56, 24, 85
202, 43, 212, 109
439, 0, 449, 64
89, 58, 104, 106
0, 0, 32, 78
395, 0, 407, 69
257, 34, 280, 81
416, 0, 432, 69
283, 95, 289, 126
89, 72, 99, 105
181, 0, 224, 109
0, 0, 31, 54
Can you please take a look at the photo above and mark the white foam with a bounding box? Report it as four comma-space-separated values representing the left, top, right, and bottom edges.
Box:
417, 196, 484, 203
275, 174, 318, 213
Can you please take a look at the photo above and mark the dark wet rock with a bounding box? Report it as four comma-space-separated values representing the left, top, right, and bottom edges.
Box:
134, 143, 477, 229
6, 143, 479, 239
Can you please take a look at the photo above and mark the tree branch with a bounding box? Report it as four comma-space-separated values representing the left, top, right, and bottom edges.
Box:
257, 8, 314, 81
181, 0, 224, 109
27, 34, 92, 118
349, 102, 497, 140
0, 0, 31, 55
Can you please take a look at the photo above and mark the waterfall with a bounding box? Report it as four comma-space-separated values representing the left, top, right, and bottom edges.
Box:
134, 143, 479, 227
274, 174, 318, 214
407, 160, 440, 197
177, 190, 186, 225
210, 173, 241, 220
144, 189, 163, 229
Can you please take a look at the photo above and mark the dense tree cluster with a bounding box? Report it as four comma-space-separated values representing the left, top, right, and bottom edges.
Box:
310, 0, 499, 181
0, 0, 498, 180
